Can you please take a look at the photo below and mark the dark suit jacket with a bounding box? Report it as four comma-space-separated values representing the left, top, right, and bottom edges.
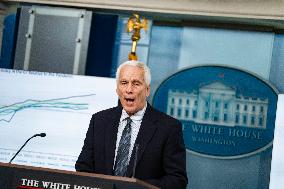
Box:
75, 103, 188, 189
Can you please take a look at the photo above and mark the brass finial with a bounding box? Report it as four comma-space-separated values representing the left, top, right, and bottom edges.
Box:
127, 14, 148, 60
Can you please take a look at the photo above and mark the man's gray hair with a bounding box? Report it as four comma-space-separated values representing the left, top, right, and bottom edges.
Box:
116, 60, 151, 86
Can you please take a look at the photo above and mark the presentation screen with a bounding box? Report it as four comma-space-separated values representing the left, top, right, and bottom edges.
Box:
0, 69, 118, 171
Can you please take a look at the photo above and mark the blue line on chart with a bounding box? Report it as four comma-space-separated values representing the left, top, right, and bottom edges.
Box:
0, 94, 95, 123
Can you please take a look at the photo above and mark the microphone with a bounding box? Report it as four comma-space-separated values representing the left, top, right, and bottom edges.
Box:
9, 133, 46, 163
132, 144, 139, 178
33, 133, 46, 137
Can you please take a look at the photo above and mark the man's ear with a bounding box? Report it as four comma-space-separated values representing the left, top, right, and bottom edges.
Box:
146, 85, 150, 97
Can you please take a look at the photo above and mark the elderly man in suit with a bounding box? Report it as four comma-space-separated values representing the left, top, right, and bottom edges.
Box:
75, 60, 188, 189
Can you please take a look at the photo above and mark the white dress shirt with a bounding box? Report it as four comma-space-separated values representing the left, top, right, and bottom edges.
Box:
113, 103, 147, 167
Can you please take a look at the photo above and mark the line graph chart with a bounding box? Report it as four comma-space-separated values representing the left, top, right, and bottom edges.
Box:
0, 94, 95, 123
0, 69, 117, 170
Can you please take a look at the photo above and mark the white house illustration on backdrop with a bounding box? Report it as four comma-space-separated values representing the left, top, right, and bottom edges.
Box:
167, 82, 268, 129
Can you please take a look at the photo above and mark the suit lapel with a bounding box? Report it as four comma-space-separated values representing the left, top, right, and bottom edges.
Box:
126, 104, 158, 177
104, 106, 122, 175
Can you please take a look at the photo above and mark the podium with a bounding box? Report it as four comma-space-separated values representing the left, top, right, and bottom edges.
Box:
0, 162, 159, 189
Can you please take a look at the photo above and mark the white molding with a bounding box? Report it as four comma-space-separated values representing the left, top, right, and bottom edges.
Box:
3, 0, 284, 20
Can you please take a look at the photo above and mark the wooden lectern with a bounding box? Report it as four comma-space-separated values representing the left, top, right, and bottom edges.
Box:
0, 162, 159, 189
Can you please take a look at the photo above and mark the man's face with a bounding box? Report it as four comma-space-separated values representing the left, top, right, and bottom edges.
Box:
116, 65, 150, 116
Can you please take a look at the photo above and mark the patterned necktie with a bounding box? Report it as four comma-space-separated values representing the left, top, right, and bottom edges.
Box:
114, 117, 132, 176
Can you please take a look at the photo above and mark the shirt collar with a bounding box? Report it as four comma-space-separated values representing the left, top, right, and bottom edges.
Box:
120, 103, 147, 122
